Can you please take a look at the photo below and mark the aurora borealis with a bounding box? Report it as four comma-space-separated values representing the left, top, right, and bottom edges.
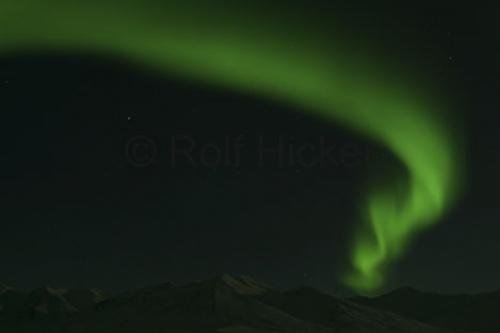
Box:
0, 1, 462, 293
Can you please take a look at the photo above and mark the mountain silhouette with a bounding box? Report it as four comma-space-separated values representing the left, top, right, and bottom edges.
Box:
0, 276, 482, 332
0, 284, 107, 331
354, 286, 500, 333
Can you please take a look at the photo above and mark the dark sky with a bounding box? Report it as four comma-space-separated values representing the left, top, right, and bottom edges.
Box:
1, 2, 499, 295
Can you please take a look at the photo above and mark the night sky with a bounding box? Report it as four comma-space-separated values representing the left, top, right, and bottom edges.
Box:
1, 2, 499, 295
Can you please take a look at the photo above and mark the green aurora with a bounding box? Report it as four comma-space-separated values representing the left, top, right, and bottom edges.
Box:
0, 0, 462, 294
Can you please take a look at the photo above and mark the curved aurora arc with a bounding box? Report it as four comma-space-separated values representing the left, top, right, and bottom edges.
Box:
1, 1, 461, 294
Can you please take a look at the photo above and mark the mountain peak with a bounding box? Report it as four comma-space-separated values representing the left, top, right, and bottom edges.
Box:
29, 287, 78, 315
39, 286, 68, 296
216, 274, 271, 296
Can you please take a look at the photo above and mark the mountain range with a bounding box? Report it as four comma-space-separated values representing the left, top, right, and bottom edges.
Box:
354, 286, 500, 333
0, 275, 496, 332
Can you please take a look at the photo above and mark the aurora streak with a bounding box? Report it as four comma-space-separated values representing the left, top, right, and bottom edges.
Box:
0, 0, 462, 293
